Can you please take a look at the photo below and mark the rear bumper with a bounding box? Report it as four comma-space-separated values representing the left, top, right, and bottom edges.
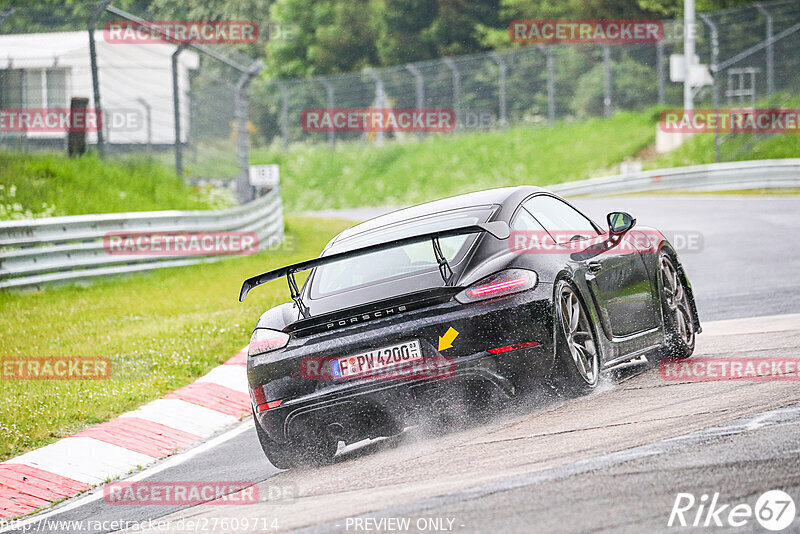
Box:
249, 282, 555, 443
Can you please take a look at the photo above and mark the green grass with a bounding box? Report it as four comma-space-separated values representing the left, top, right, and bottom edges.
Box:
251, 110, 660, 212
650, 131, 800, 169
0, 216, 353, 461
0, 152, 234, 220
651, 95, 800, 168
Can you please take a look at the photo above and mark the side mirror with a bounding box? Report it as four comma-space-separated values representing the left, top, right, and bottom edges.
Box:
607, 212, 636, 235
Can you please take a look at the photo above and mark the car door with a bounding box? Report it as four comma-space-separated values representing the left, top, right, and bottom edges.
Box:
523, 194, 659, 339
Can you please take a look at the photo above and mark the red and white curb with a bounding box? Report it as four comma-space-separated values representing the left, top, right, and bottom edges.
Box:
0, 347, 250, 519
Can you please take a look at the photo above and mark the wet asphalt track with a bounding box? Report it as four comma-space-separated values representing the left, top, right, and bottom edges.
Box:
6, 194, 800, 534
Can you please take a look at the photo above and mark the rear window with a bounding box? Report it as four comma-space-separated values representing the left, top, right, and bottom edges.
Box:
310, 207, 495, 297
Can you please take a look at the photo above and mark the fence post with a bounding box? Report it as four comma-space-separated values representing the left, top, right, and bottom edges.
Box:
235, 61, 264, 202
489, 52, 508, 126
135, 97, 152, 151
171, 44, 186, 177
0, 8, 14, 26
602, 44, 612, 117
405, 64, 425, 141
538, 45, 555, 125
684, 0, 696, 112
755, 3, 775, 96
276, 81, 290, 151
87, 0, 112, 158
657, 40, 665, 105
442, 58, 461, 130
366, 69, 386, 145
699, 14, 720, 163
319, 78, 336, 148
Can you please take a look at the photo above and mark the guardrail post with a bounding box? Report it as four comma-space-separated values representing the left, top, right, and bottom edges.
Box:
172, 44, 187, 176
755, 3, 775, 96
405, 64, 425, 141
442, 58, 461, 130
87, 0, 113, 158
235, 61, 264, 202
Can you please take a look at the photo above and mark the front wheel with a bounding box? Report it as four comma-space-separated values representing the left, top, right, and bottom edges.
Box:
550, 281, 600, 395
659, 254, 696, 359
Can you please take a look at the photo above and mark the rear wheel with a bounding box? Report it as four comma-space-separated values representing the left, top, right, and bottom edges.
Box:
659, 254, 695, 359
551, 281, 600, 395
253, 413, 337, 469
253, 414, 297, 470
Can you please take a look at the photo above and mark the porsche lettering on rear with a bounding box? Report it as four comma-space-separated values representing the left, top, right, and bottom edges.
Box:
326, 305, 408, 329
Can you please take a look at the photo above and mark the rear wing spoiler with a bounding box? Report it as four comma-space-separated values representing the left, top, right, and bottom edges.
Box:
238, 220, 510, 302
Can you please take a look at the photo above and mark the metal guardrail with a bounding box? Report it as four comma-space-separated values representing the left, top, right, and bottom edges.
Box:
1, 159, 797, 291
550, 159, 800, 196
0, 188, 284, 290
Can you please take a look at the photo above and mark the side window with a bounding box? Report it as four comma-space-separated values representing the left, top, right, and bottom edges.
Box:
524, 195, 598, 240
511, 205, 546, 231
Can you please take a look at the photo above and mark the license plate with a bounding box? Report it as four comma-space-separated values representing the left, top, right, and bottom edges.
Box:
331, 340, 422, 379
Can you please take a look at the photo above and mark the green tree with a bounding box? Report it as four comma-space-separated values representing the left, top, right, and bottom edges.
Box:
266, 0, 379, 77
375, 0, 438, 65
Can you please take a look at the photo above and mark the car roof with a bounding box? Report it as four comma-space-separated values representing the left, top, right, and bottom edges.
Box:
328, 185, 547, 248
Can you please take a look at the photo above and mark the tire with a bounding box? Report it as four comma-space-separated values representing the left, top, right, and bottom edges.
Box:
550, 281, 600, 395
658, 253, 696, 359
253, 413, 300, 469
253, 413, 297, 470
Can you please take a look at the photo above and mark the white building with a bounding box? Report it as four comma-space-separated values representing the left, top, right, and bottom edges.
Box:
0, 31, 199, 146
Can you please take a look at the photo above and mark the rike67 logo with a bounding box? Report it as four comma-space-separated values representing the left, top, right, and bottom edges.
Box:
669, 490, 796, 531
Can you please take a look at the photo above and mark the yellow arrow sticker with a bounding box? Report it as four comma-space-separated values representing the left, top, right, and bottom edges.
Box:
438, 326, 459, 351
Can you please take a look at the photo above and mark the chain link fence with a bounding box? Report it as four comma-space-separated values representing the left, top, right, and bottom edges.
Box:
699, 0, 800, 160
250, 0, 799, 162
1, 0, 798, 186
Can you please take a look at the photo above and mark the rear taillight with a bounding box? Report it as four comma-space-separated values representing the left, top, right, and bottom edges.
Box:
248, 328, 290, 357
257, 399, 283, 412
252, 386, 283, 412
455, 269, 537, 304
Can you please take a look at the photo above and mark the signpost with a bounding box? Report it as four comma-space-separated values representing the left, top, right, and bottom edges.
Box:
249, 164, 280, 189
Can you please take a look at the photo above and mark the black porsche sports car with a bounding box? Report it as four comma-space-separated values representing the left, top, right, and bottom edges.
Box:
240, 186, 701, 468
